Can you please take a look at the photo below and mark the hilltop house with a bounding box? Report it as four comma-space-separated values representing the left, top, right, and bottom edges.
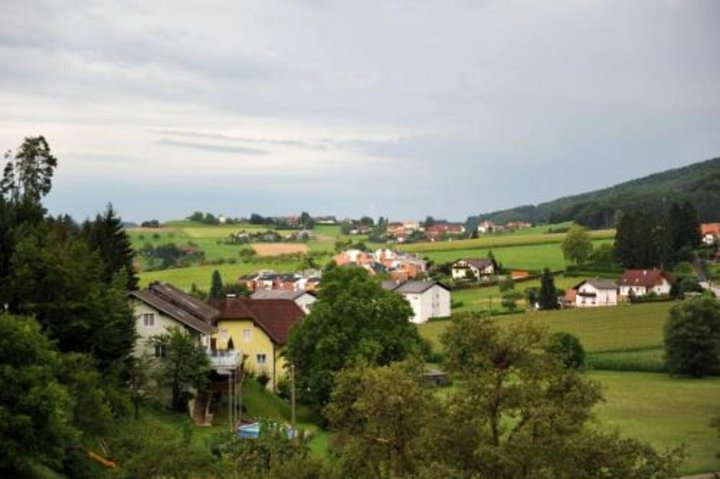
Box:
382, 280, 451, 324
250, 289, 317, 314
619, 270, 673, 298
451, 258, 498, 280
571, 279, 618, 307
208, 298, 305, 391
129, 281, 217, 357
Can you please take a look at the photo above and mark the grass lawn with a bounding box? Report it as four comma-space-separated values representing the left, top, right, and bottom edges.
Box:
451, 275, 583, 313
420, 301, 675, 354
590, 370, 720, 475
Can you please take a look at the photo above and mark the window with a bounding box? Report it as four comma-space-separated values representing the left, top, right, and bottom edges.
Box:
256, 353, 267, 365
154, 344, 165, 358
142, 313, 155, 327
243, 329, 252, 341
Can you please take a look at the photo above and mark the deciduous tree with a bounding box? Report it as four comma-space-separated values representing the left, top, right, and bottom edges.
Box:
150, 327, 211, 411
561, 223, 594, 265
664, 297, 720, 377
285, 267, 424, 407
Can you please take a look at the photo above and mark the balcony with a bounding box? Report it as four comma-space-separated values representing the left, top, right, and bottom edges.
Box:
208, 349, 243, 372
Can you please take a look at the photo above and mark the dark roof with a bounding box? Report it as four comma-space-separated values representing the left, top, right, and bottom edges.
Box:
619, 270, 673, 288
209, 298, 305, 345
573, 278, 617, 290
130, 287, 216, 335
148, 282, 220, 323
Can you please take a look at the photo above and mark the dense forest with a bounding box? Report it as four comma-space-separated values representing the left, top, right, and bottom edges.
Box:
468, 156, 720, 228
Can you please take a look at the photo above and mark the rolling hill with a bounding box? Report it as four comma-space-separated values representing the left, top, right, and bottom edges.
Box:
469, 156, 720, 228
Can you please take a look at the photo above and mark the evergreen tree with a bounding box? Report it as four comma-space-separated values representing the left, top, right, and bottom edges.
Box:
82, 203, 138, 291
538, 268, 559, 310
210, 270, 223, 299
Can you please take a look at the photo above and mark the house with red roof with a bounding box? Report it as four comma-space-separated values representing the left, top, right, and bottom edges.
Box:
618, 270, 673, 298
208, 298, 305, 391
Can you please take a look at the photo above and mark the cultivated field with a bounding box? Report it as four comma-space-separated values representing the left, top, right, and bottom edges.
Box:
137, 260, 299, 290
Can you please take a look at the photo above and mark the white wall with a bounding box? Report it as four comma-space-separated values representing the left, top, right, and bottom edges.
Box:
131, 299, 206, 357
575, 284, 617, 308
294, 294, 316, 314
402, 285, 450, 324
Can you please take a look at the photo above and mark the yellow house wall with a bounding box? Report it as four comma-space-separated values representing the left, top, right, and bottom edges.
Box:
214, 319, 286, 390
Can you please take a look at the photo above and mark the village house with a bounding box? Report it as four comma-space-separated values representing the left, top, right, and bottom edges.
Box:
505, 221, 532, 230
208, 298, 305, 391
129, 281, 218, 358
618, 270, 673, 298
333, 249, 375, 267
701, 223, 720, 245
424, 222, 465, 241
250, 289, 317, 314
382, 280, 451, 324
571, 278, 618, 307
451, 258, 498, 280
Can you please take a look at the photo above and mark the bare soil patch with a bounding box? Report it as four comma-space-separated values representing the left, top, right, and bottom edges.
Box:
252, 243, 309, 256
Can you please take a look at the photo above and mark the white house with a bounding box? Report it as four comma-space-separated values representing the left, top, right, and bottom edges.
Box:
250, 289, 317, 314
129, 282, 218, 357
618, 270, 673, 298
383, 280, 451, 324
451, 258, 497, 280
573, 279, 618, 308
477, 220, 496, 234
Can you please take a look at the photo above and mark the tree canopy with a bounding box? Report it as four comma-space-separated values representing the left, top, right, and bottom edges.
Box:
285, 266, 425, 407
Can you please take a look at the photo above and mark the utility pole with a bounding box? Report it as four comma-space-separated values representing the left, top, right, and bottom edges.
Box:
290, 363, 296, 438
228, 372, 233, 432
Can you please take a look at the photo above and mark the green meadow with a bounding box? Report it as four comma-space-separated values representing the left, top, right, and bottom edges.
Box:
591, 371, 720, 475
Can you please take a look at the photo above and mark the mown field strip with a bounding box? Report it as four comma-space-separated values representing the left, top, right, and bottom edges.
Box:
398, 229, 615, 253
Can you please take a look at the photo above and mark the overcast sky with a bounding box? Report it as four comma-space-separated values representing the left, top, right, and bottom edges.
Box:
1, 0, 719, 222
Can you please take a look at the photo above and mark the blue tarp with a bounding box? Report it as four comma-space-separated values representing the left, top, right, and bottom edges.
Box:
237, 422, 296, 439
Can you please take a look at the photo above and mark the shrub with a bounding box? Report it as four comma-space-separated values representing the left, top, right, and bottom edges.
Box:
546, 332, 585, 370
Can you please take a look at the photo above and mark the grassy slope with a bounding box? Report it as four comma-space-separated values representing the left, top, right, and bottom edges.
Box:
591, 371, 720, 475
420, 301, 673, 354
421, 239, 613, 271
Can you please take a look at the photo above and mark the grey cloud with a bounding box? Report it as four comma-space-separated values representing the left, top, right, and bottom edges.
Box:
156, 139, 268, 155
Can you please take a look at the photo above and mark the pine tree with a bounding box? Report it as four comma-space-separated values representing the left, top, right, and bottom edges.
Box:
82, 203, 138, 291
538, 268, 558, 310
210, 270, 223, 299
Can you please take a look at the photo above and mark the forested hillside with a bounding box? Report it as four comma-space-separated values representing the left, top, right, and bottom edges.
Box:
470, 156, 720, 228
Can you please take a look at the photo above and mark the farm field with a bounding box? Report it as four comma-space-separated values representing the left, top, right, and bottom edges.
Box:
399, 228, 614, 253
419, 301, 674, 354
252, 243, 309, 256
591, 371, 720, 475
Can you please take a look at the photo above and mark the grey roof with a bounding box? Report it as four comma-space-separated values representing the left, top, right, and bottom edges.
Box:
130, 288, 216, 335
251, 290, 315, 300
574, 278, 617, 290
393, 280, 448, 294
